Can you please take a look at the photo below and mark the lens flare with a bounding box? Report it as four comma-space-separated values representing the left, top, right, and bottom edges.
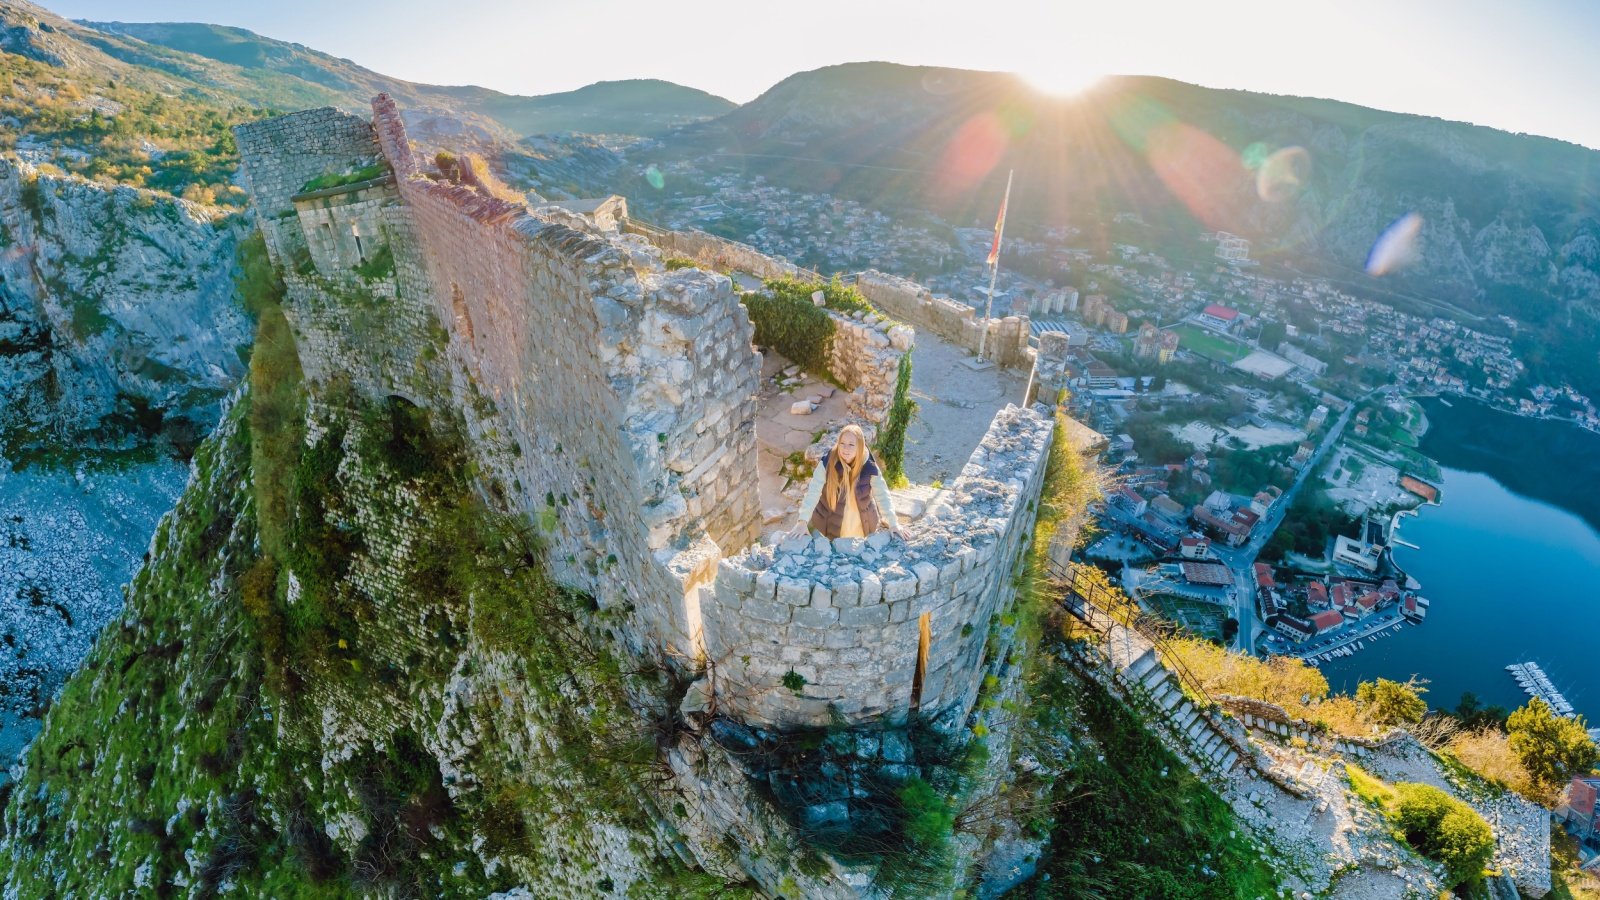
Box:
932, 112, 1009, 201
645, 165, 664, 190
1366, 212, 1423, 276
1107, 95, 1247, 231
1256, 146, 1311, 203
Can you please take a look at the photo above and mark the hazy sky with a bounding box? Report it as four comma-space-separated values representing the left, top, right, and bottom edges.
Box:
49, 0, 1600, 149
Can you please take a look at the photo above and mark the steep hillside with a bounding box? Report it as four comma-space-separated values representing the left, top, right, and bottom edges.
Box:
86, 20, 736, 137
664, 62, 1600, 389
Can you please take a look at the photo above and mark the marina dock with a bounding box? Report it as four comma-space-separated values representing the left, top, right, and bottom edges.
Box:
1505, 662, 1576, 717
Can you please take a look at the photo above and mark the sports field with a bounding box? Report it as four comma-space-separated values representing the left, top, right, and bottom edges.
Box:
1172, 323, 1249, 363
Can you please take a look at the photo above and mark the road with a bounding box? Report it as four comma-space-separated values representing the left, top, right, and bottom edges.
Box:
1211, 390, 1373, 654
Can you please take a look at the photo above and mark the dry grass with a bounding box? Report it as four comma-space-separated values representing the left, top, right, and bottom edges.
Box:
1161, 636, 1387, 739
1446, 726, 1555, 805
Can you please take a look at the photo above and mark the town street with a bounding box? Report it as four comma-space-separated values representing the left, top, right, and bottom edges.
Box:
1211, 390, 1369, 653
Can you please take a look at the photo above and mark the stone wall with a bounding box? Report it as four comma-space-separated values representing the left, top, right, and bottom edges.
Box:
706, 404, 1055, 727
621, 219, 818, 282
854, 269, 1033, 369
621, 218, 915, 463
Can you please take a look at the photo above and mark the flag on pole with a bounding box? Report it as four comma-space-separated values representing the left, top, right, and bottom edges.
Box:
986, 170, 1013, 268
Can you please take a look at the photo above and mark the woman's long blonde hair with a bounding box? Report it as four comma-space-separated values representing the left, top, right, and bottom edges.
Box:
822, 424, 869, 512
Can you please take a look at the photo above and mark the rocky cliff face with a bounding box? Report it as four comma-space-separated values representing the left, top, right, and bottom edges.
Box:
0, 157, 250, 463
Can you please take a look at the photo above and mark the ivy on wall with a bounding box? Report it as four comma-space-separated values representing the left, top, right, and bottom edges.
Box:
873, 354, 916, 487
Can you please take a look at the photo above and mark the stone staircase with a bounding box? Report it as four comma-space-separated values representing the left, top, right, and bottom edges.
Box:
1069, 614, 1247, 781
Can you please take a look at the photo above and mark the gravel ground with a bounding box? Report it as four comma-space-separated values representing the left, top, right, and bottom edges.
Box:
0, 458, 187, 774
1220, 739, 1445, 898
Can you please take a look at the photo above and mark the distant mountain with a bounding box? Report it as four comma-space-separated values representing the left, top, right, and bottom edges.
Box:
84, 21, 735, 137
663, 61, 1600, 388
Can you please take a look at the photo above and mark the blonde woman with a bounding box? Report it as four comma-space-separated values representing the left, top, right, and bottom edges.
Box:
790, 424, 909, 541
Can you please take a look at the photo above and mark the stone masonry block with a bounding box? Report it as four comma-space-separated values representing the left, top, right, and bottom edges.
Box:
939, 559, 963, 584
831, 578, 861, 607
793, 606, 838, 629
717, 559, 755, 593
883, 574, 918, 603
754, 569, 780, 601
839, 604, 890, 628
912, 561, 941, 592
712, 579, 744, 612
742, 598, 792, 625
776, 577, 811, 607
859, 573, 883, 606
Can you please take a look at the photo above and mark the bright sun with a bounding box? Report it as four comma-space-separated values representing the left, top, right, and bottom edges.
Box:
1019, 65, 1103, 97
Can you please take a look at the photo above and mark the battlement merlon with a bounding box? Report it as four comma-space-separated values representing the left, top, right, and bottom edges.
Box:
706, 404, 1056, 728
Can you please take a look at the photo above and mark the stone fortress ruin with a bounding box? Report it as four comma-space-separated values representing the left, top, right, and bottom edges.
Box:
232, 95, 1083, 895
234, 93, 1065, 734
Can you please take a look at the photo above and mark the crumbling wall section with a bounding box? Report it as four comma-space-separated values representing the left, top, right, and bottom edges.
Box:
237, 102, 767, 661
235, 109, 437, 402
369, 97, 762, 660
855, 269, 1032, 368
234, 107, 382, 264
706, 404, 1054, 727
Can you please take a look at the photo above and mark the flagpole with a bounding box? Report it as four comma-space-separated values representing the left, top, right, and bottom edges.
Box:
977, 169, 1013, 363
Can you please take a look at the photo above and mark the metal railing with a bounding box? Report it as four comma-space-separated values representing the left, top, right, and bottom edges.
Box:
1049, 560, 1215, 707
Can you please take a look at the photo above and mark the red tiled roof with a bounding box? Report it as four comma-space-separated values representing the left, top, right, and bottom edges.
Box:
1253, 563, 1275, 589
1312, 610, 1344, 631
1202, 304, 1240, 320
1570, 777, 1599, 817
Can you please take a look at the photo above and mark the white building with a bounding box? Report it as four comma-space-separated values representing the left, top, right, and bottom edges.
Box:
1215, 232, 1250, 263
1333, 535, 1382, 573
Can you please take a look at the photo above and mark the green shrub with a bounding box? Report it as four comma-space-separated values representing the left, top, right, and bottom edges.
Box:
1392, 783, 1494, 886
781, 669, 808, 694
1356, 677, 1428, 726
743, 285, 836, 378
896, 777, 955, 851
664, 256, 696, 270
352, 242, 394, 281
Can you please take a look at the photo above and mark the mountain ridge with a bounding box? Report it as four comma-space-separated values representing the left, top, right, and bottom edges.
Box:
83, 19, 736, 136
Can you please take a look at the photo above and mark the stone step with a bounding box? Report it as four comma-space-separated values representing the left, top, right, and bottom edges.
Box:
1219, 750, 1239, 770
1175, 705, 1198, 732
1124, 649, 1161, 682
1158, 685, 1186, 711
1139, 662, 1171, 691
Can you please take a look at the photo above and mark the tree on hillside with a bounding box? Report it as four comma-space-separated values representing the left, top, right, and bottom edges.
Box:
1356, 677, 1428, 727
1258, 320, 1287, 350
1506, 698, 1598, 787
